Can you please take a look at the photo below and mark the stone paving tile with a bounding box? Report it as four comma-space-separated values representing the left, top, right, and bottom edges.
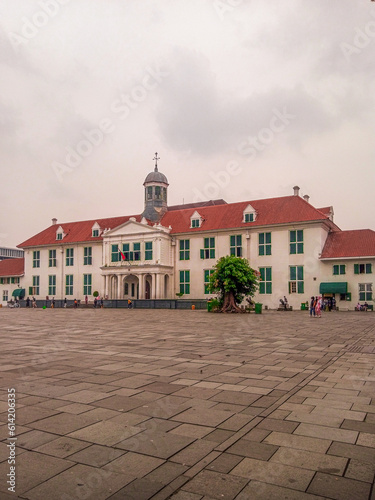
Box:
203, 429, 235, 444
16, 429, 60, 450
345, 458, 375, 483
257, 417, 299, 433
270, 447, 347, 475
230, 457, 315, 491
307, 471, 371, 500
206, 453, 243, 473
23, 463, 135, 500
182, 470, 249, 500
170, 440, 217, 466
103, 451, 164, 477
327, 441, 375, 463
264, 431, 331, 453
227, 439, 278, 461
173, 407, 234, 427
341, 418, 375, 434
294, 423, 358, 444
34, 436, 91, 458
107, 477, 165, 500
0, 450, 73, 495
169, 423, 215, 439
68, 420, 143, 446
357, 431, 375, 447
235, 480, 326, 499
28, 412, 100, 435
68, 444, 125, 466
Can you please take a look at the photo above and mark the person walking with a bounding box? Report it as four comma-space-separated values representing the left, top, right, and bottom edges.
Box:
64, 297, 67, 308
315, 296, 322, 318
32, 297, 37, 308
85, 295, 88, 306
26, 297, 30, 308
74, 298, 78, 309
94, 297, 97, 308
309, 296, 315, 317
51, 297, 55, 309
100, 298, 104, 309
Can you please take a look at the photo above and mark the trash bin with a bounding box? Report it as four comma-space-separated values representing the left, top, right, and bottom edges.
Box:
301, 303, 307, 311
207, 301, 213, 312
255, 303, 262, 314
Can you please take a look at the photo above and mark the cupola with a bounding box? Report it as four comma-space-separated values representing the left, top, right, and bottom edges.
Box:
142, 153, 169, 222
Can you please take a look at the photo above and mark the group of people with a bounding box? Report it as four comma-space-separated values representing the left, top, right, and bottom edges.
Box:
25, 297, 38, 308
310, 296, 323, 317
355, 302, 370, 311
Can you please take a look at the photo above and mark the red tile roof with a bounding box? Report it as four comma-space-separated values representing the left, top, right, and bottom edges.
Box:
161, 195, 333, 234
167, 199, 227, 211
321, 230, 375, 259
18, 215, 142, 248
18, 195, 334, 248
0, 258, 24, 277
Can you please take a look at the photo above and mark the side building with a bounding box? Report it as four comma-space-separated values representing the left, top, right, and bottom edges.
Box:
3, 164, 373, 309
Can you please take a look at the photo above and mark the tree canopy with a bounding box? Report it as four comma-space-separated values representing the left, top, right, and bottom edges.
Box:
208, 255, 260, 313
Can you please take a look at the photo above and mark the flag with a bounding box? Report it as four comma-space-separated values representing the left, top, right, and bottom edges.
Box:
118, 246, 126, 261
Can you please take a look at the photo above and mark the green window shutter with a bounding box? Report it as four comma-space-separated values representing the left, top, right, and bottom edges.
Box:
29, 287, 33, 295
186, 240, 190, 249
179, 284, 184, 294
186, 251, 190, 260
359, 291, 365, 301
204, 270, 209, 281
237, 235, 242, 246
259, 233, 264, 245
210, 237, 215, 248
298, 281, 304, 294
230, 248, 235, 256
290, 244, 296, 254
230, 235, 235, 246
259, 246, 265, 256
179, 251, 184, 260
297, 230, 303, 242
340, 265, 346, 275
185, 284, 190, 294
368, 292, 373, 301
134, 243, 140, 251
186, 271, 190, 282
179, 271, 184, 282
259, 282, 265, 294
210, 249, 215, 259
366, 263, 372, 274
290, 231, 296, 243
297, 243, 304, 254
290, 267, 296, 281
259, 268, 265, 281
265, 233, 271, 244
333, 265, 338, 275
200, 249, 205, 259
266, 282, 272, 294
266, 245, 271, 255
266, 268, 272, 281
297, 266, 304, 280
354, 264, 359, 274
204, 238, 209, 248
179, 240, 184, 250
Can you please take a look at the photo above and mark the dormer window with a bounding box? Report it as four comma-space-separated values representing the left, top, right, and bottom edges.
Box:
56, 225, 65, 241
190, 211, 203, 229
91, 222, 101, 237
243, 204, 256, 223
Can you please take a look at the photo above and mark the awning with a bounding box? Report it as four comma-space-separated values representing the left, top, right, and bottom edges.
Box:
12, 288, 25, 299
319, 282, 348, 294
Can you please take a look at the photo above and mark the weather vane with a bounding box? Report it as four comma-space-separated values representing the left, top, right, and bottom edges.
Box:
153, 152, 160, 171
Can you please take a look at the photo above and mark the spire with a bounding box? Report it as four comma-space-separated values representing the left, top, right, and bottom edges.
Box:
153, 152, 160, 172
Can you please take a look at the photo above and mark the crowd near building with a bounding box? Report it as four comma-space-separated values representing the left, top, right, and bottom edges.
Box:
1, 158, 374, 309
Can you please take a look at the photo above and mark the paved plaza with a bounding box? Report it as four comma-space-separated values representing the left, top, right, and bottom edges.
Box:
0, 308, 374, 500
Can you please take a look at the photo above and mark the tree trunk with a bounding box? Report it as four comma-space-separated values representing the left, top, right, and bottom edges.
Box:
221, 291, 243, 313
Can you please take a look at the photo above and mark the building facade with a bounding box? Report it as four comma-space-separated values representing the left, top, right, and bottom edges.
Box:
1, 163, 374, 308
0, 247, 24, 261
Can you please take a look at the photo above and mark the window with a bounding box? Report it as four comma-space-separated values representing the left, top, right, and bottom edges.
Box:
259, 233, 271, 256
3, 290, 8, 302
92, 229, 99, 237
133, 243, 141, 261
65, 275, 73, 295
145, 241, 153, 260
49, 249, 56, 267
32, 276, 40, 295
191, 219, 200, 228
243, 205, 256, 223
66, 248, 74, 266
333, 264, 346, 275
289, 266, 304, 294
131, 283, 135, 297
179, 240, 190, 260
111, 244, 121, 262
259, 267, 272, 294
84, 247, 92, 265
180, 270, 190, 294
359, 283, 372, 301
204, 270, 214, 294
147, 186, 153, 200
162, 187, 167, 201
354, 263, 372, 274
48, 275, 56, 296
230, 235, 242, 257
33, 251, 40, 268
56, 232, 63, 241
83, 274, 92, 295
124, 283, 129, 295
290, 230, 304, 254
11, 278, 15, 284
201, 238, 215, 259
0, 278, 3, 284
244, 213, 254, 223
155, 186, 161, 199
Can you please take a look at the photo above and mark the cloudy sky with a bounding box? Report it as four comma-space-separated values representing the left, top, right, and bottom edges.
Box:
1, 0, 374, 247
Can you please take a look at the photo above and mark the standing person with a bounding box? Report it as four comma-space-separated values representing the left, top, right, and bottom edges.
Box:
51, 297, 55, 309
309, 296, 315, 317
283, 296, 288, 310
315, 296, 322, 318
26, 297, 30, 308
127, 299, 132, 309
100, 297, 104, 309
74, 298, 78, 309
32, 297, 37, 308
85, 295, 88, 306
94, 297, 97, 308
64, 297, 67, 308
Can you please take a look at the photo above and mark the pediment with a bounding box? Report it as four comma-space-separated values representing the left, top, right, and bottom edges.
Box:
104, 220, 162, 238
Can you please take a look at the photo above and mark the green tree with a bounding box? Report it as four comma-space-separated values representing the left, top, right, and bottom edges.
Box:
208, 256, 260, 313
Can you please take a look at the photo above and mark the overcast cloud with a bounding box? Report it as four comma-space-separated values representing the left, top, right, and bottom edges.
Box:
0, 0, 374, 247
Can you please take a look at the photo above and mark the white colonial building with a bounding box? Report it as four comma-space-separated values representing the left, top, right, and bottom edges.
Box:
1, 160, 374, 308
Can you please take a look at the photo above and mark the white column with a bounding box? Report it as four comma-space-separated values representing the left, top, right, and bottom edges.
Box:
152, 273, 157, 299
138, 274, 144, 299
104, 275, 108, 298
156, 274, 161, 299
117, 275, 122, 299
